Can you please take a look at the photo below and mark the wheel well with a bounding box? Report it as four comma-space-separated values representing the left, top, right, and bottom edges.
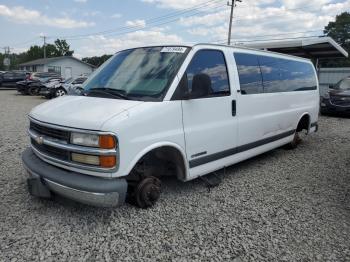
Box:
128, 146, 187, 181
296, 114, 310, 132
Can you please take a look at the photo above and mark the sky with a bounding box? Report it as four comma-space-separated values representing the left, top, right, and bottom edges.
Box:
0, 0, 349, 58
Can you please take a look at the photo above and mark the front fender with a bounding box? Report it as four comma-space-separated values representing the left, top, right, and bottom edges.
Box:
124, 141, 189, 181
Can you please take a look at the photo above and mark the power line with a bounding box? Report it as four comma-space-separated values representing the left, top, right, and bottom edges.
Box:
10, 37, 40, 48
61, 3, 227, 41
60, 2, 331, 42
212, 29, 324, 43
233, 35, 324, 43
50, 0, 223, 40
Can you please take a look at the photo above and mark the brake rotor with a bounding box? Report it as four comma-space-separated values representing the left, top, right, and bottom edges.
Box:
135, 176, 161, 208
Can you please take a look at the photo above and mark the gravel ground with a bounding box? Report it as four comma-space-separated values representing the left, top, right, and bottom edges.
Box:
0, 90, 349, 262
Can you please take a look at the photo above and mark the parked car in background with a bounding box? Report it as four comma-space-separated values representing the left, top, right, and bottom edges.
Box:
0, 71, 28, 87
320, 77, 350, 115
40, 76, 88, 98
16, 72, 61, 95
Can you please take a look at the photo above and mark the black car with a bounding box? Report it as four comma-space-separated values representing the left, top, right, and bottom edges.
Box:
16, 72, 61, 95
0, 71, 28, 87
320, 77, 350, 115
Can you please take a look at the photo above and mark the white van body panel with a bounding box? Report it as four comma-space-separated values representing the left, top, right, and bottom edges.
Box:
189, 135, 293, 180
27, 44, 319, 182
30, 95, 142, 130
100, 101, 187, 178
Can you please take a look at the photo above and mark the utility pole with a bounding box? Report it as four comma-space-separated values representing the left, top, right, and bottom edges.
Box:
3, 46, 11, 70
227, 0, 242, 45
40, 35, 47, 59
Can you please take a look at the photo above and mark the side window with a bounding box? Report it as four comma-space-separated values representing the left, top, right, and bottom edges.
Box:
258, 55, 283, 93
259, 56, 317, 93
292, 62, 317, 91
234, 53, 263, 94
186, 50, 230, 98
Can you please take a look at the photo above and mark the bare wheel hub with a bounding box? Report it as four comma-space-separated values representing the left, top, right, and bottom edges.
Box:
135, 176, 161, 208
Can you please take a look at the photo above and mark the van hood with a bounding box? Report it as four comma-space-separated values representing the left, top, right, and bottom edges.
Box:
30, 96, 143, 130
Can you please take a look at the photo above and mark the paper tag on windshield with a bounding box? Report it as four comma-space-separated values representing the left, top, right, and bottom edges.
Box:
160, 47, 186, 53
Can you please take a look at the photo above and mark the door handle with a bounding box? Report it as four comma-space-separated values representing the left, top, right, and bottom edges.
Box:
232, 100, 236, 116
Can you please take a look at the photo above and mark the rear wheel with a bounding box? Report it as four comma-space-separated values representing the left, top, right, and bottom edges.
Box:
55, 88, 66, 97
285, 115, 310, 150
285, 132, 302, 149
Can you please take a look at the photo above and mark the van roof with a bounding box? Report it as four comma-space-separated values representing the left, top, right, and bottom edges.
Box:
119, 43, 313, 63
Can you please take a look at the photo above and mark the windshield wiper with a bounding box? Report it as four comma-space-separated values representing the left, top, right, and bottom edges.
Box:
85, 87, 129, 100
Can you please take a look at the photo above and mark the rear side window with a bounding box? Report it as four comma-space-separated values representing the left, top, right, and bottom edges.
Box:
234, 53, 263, 94
258, 56, 283, 93
234, 52, 317, 94
186, 50, 230, 98
258, 56, 317, 92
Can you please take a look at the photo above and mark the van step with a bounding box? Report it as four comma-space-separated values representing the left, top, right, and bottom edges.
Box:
199, 172, 222, 191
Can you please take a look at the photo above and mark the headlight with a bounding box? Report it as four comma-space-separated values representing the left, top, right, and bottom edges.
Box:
323, 92, 330, 99
71, 133, 99, 147
70, 133, 116, 149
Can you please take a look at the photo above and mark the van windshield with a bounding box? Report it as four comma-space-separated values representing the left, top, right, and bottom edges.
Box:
83, 46, 189, 101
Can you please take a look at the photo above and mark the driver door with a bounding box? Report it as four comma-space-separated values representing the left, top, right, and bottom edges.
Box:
174, 49, 238, 178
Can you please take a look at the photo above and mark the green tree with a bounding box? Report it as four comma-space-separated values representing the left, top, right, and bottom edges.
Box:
53, 39, 74, 56
322, 12, 350, 67
82, 54, 112, 67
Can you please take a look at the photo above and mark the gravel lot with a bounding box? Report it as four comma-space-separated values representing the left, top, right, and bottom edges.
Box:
0, 90, 349, 261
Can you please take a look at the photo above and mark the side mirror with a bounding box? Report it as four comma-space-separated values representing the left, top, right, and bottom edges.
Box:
329, 84, 334, 89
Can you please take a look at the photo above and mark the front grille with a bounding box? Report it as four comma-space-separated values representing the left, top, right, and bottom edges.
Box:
31, 138, 69, 161
330, 96, 350, 107
30, 121, 70, 141
28, 120, 117, 172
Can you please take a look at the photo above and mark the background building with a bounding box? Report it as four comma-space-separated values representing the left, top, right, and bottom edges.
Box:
19, 56, 95, 79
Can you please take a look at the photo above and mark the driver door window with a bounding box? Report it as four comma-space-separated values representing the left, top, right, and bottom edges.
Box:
183, 50, 230, 99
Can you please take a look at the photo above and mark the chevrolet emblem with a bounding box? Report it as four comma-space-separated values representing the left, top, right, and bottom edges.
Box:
36, 136, 44, 145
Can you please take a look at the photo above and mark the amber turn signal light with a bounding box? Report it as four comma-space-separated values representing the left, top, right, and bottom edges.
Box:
99, 135, 116, 149
99, 155, 116, 168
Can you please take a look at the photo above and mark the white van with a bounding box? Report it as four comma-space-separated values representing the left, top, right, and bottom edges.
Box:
22, 44, 319, 208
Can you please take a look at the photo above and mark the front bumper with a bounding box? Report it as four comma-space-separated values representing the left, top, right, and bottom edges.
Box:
22, 148, 127, 207
16, 84, 27, 93
320, 98, 350, 114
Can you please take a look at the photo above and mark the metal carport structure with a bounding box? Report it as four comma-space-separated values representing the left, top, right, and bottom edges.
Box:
240, 36, 348, 61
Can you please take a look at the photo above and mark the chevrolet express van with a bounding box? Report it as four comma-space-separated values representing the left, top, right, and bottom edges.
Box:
22, 44, 319, 208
